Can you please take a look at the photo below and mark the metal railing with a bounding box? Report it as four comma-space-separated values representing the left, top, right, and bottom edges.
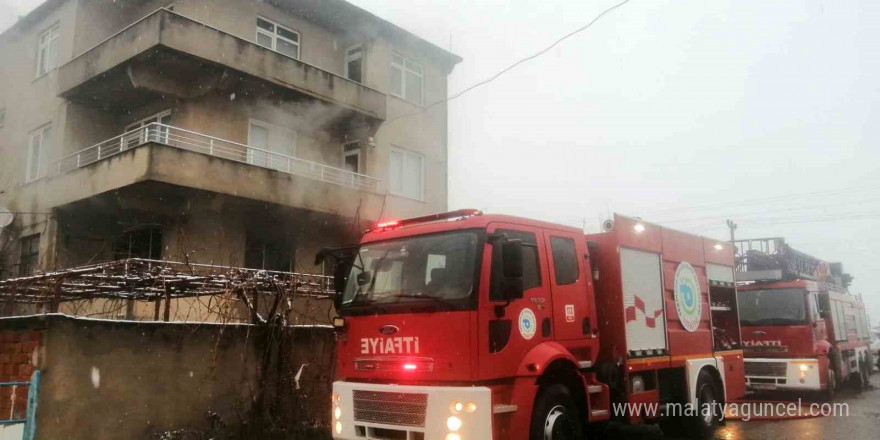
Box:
53, 123, 380, 192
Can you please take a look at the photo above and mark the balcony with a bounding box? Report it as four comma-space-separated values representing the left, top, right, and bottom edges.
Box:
54, 123, 379, 192
8, 124, 383, 218
57, 8, 386, 121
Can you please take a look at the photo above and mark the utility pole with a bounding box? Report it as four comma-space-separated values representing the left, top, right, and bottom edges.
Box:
726, 219, 737, 244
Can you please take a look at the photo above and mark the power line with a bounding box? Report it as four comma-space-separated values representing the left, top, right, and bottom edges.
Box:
642, 184, 880, 218
654, 196, 880, 225
383, 0, 634, 126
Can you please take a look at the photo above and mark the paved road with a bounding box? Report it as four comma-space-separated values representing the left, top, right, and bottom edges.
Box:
609, 374, 880, 440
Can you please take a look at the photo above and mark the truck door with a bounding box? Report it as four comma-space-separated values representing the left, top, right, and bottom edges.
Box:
478, 223, 553, 379
543, 230, 591, 341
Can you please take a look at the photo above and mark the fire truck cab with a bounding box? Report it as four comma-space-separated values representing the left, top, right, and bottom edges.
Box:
735, 238, 872, 398
325, 211, 744, 440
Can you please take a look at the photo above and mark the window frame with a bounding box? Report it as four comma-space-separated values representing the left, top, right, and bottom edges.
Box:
549, 236, 579, 286
36, 23, 60, 78
26, 124, 52, 182
490, 229, 542, 301
255, 16, 301, 60
342, 140, 363, 174
344, 44, 364, 83
389, 52, 424, 105
124, 109, 171, 146
388, 146, 425, 200
19, 234, 41, 277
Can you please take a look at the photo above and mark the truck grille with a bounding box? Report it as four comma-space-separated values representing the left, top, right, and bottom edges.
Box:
745, 361, 787, 377
352, 390, 428, 427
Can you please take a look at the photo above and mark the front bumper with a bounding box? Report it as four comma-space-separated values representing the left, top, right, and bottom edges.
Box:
745, 358, 821, 391
332, 381, 493, 440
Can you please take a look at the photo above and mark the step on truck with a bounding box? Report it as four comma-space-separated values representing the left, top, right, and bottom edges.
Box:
735, 238, 872, 398
320, 211, 745, 440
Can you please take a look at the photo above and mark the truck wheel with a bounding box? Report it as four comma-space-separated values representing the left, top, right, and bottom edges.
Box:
529, 383, 584, 440
691, 371, 721, 439
661, 371, 720, 440
821, 370, 836, 401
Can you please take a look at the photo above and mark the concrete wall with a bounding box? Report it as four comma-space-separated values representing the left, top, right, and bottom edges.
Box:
0, 314, 336, 439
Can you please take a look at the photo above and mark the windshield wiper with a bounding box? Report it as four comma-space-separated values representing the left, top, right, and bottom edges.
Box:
745, 317, 804, 326
390, 293, 457, 307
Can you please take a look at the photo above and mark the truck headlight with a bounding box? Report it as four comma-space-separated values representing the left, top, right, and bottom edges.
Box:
799, 364, 809, 372
447, 415, 462, 431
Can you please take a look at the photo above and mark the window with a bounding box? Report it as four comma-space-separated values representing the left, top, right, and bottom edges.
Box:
27, 124, 51, 182
256, 17, 300, 59
113, 228, 163, 260
341, 231, 479, 307
19, 234, 40, 277
244, 234, 291, 272
388, 147, 424, 199
808, 293, 820, 322
390, 53, 423, 105
36, 24, 60, 77
342, 141, 362, 173
550, 236, 579, 285
247, 120, 295, 170
490, 229, 541, 301
345, 45, 364, 83
125, 110, 171, 147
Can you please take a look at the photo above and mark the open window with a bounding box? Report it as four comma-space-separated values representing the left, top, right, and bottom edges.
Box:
342, 141, 362, 174
345, 45, 364, 83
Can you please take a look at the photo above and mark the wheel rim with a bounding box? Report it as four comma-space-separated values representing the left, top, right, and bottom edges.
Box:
699, 385, 716, 426
544, 405, 577, 440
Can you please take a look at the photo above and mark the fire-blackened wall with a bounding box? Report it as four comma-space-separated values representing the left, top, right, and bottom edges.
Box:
0, 314, 336, 439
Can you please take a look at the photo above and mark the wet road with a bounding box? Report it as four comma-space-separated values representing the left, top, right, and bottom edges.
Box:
610, 374, 880, 440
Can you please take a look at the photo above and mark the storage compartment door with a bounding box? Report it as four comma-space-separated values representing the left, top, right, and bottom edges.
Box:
620, 248, 667, 353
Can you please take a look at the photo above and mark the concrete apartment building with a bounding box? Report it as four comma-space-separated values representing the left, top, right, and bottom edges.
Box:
0, 0, 461, 279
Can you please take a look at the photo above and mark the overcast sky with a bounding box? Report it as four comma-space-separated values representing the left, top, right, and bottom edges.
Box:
3, 0, 878, 325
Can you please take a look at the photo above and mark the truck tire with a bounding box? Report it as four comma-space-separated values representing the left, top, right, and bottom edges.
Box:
529, 383, 584, 440
821, 369, 836, 401
660, 370, 720, 440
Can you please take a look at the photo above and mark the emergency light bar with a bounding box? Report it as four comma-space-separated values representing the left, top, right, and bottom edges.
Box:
369, 209, 483, 232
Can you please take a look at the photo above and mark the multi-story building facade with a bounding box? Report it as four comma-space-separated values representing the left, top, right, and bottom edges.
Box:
0, 0, 461, 278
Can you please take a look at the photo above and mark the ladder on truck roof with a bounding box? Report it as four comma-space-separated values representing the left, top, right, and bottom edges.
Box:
734, 237, 822, 283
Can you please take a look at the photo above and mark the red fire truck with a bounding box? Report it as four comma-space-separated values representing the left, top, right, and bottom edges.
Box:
735, 238, 872, 398
321, 211, 744, 440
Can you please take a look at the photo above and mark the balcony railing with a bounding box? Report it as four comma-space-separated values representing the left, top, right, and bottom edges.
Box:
53, 123, 380, 192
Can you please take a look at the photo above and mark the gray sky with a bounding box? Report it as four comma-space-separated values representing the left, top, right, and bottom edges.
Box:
3, 0, 879, 325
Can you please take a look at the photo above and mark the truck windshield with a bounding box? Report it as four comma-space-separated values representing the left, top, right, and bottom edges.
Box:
738, 288, 808, 326
341, 231, 480, 310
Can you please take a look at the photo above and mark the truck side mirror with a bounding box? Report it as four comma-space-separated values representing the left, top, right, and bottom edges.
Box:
502, 240, 524, 279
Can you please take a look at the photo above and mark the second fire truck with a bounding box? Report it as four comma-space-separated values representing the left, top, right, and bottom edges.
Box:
735, 237, 872, 398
